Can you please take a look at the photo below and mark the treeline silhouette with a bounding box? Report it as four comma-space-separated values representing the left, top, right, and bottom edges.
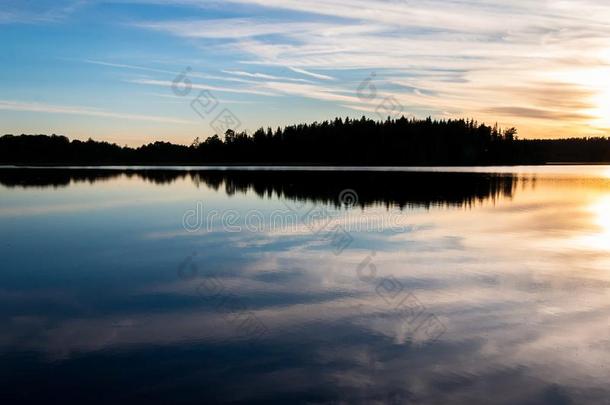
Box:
1, 116, 609, 165
0, 168, 516, 209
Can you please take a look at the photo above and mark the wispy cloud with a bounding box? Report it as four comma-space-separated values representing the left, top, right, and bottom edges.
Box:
129, 78, 279, 97
288, 67, 335, 81
6, 0, 610, 139
135, 18, 335, 39
222, 69, 311, 83
485, 106, 594, 121
0, 99, 195, 125
84, 59, 177, 75
86, 58, 289, 86
129, 0, 610, 137
0, 0, 87, 24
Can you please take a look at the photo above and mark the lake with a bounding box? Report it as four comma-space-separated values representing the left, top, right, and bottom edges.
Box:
1, 166, 609, 404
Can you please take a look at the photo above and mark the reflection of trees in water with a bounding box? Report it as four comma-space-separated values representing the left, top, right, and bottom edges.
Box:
0, 169, 188, 188
194, 170, 516, 209
0, 168, 517, 209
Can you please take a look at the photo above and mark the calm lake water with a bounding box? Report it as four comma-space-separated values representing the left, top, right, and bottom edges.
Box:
1, 166, 609, 404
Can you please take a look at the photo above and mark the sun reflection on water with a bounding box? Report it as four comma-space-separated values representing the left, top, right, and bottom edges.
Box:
586, 195, 610, 251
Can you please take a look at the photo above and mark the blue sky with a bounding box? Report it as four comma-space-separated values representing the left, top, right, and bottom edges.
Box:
2, 0, 610, 145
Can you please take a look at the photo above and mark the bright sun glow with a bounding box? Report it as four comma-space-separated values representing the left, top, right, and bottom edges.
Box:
554, 65, 610, 129
591, 83, 610, 128
590, 50, 610, 128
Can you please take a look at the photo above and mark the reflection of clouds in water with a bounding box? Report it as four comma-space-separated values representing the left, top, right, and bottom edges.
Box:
144, 206, 422, 241
2, 171, 610, 402
2, 225, 610, 400
5, 293, 606, 403
0, 194, 188, 217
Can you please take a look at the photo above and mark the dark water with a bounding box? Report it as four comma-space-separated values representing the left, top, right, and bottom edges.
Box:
1, 166, 609, 404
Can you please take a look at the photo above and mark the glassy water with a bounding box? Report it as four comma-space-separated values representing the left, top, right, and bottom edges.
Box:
1, 167, 609, 404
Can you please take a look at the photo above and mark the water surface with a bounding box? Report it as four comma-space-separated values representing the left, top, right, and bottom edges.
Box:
1, 166, 609, 404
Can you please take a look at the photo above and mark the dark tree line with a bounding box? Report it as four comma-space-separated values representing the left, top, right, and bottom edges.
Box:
0, 167, 516, 209
1, 116, 609, 165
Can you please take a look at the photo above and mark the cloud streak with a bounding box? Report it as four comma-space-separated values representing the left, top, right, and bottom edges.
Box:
0, 99, 195, 125
5, 0, 610, 139
130, 0, 610, 137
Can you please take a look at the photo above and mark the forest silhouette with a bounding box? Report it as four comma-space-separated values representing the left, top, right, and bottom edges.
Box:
2, 116, 609, 165
0, 167, 516, 209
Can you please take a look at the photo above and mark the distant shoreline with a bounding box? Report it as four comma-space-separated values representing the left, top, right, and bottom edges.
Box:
2, 163, 609, 171
3, 162, 610, 166
3, 117, 610, 166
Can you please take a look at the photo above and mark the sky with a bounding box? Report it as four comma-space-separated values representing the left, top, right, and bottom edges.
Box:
2, 0, 610, 146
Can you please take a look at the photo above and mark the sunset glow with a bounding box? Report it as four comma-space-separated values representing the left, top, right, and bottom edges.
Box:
2, 1, 610, 145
